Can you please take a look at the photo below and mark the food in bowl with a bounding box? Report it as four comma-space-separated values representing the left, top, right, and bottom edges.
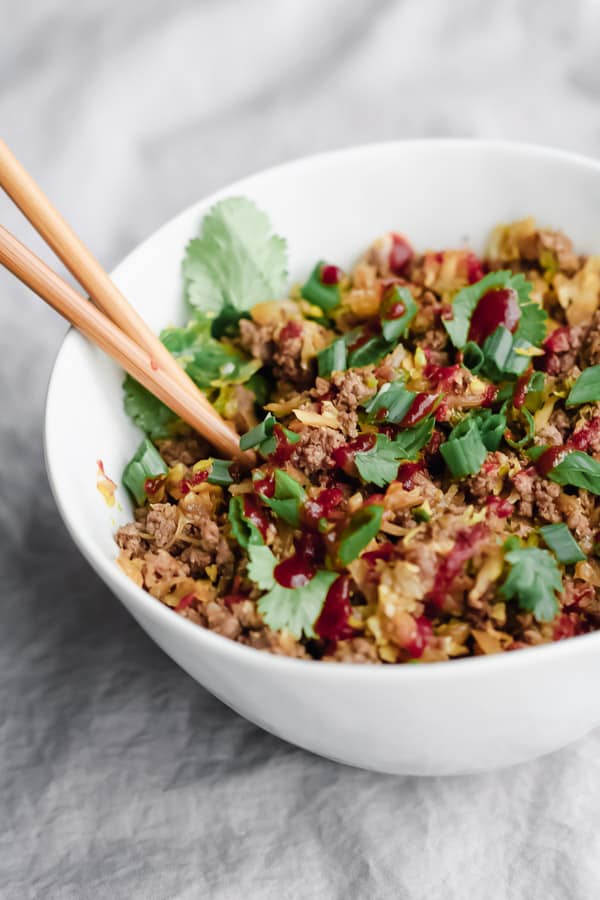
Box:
115, 199, 600, 664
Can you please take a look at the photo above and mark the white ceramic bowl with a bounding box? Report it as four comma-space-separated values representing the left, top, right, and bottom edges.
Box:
45, 141, 600, 776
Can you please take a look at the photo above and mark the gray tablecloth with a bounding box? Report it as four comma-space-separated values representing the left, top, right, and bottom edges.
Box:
3, 2, 600, 897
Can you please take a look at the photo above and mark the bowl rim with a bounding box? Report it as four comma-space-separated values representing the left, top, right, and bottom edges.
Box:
44, 137, 600, 680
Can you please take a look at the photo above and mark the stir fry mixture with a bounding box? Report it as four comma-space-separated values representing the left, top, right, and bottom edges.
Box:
116, 200, 600, 663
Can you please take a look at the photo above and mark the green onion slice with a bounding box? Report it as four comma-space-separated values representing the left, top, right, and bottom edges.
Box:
440, 418, 488, 477
338, 504, 384, 565
566, 365, 600, 407
539, 523, 586, 565
122, 438, 168, 505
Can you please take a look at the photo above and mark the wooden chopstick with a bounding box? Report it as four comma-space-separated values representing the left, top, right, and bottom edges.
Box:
0, 225, 251, 464
0, 139, 245, 462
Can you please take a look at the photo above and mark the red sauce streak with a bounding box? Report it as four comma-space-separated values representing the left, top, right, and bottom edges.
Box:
553, 612, 586, 641
280, 320, 303, 341
222, 593, 249, 609
467, 287, 520, 344
332, 432, 376, 472
486, 496, 513, 518
302, 488, 344, 528
386, 300, 405, 320
428, 523, 489, 607
274, 554, 316, 589
175, 593, 196, 612
388, 233, 414, 276
243, 494, 270, 540
144, 475, 166, 496
465, 252, 484, 284
434, 400, 450, 422
397, 461, 424, 490
424, 362, 462, 391
320, 264, 342, 285
180, 469, 208, 495
315, 575, 354, 642
405, 616, 433, 659
543, 326, 571, 353
271, 425, 297, 466
364, 493, 385, 506
481, 384, 498, 408
513, 371, 532, 409
254, 472, 275, 497
362, 542, 395, 566
535, 446, 568, 478
570, 417, 600, 452
399, 392, 440, 428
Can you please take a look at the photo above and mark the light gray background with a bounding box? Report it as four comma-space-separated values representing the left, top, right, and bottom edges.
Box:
3, 1, 600, 898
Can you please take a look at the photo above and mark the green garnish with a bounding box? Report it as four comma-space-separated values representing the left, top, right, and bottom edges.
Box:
347, 335, 391, 368
548, 451, 600, 495
462, 342, 485, 374
247, 545, 337, 639
256, 469, 306, 527
300, 261, 342, 312
258, 426, 301, 457
122, 438, 168, 505
183, 197, 288, 315
471, 408, 507, 451
353, 418, 434, 487
413, 502, 432, 522
504, 407, 535, 450
228, 496, 264, 548
317, 338, 347, 377
363, 383, 415, 425
161, 319, 261, 389
566, 365, 600, 407
443, 271, 533, 349
440, 418, 487, 477
123, 376, 178, 440
481, 326, 533, 380
539, 524, 586, 565
239, 413, 276, 451
207, 459, 234, 486
337, 505, 384, 565
500, 543, 562, 622
380, 286, 417, 342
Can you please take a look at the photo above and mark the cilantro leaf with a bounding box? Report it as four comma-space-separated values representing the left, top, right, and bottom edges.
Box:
338, 505, 383, 565
443, 270, 545, 352
354, 419, 434, 487
363, 383, 415, 424
548, 451, 600, 495
246, 544, 337, 639
160, 319, 261, 389
247, 544, 277, 590
183, 197, 288, 314
123, 375, 178, 439
258, 571, 338, 639
500, 545, 562, 622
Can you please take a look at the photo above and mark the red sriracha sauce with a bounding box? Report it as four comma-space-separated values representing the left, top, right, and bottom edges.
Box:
535, 446, 568, 478
279, 320, 303, 341
405, 616, 433, 659
175, 593, 196, 612
388, 233, 414, 276
315, 575, 354, 642
424, 362, 462, 391
399, 393, 440, 428
271, 425, 297, 466
467, 287, 521, 344
428, 523, 488, 607
486, 496, 513, 518
320, 264, 343, 285
180, 469, 208, 495
243, 494, 270, 540
302, 488, 345, 528
254, 472, 275, 497
332, 432, 376, 473
362, 542, 395, 566
397, 461, 424, 490
465, 252, 484, 284
386, 298, 406, 319
274, 554, 316, 588
144, 475, 166, 496
513, 371, 532, 410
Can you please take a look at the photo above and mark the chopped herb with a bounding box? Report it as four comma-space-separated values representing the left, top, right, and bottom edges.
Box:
258, 425, 301, 457
161, 318, 261, 389
347, 335, 391, 368
548, 451, 600, 495
566, 365, 600, 407
317, 338, 347, 377
247, 545, 337, 638
462, 341, 485, 374
500, 543, 562, 621
504, 407, 535, 450
380, 286, 417, 342
123, 376, 178, 440
123, 438, 168, 505
471, 408, 506, 451
338, 505, 384, 565
363, 382, 415, 425
539, 524, 586, 564
207, 459, 234, 486
301, 261, 342, 312
443, 271, 534, 349
256, 469, 306, 526
240, 413, 275, 451
354, 419, 434, 487
481, 325, 532, 380
229, 496, 264, 548
183, 197, 288, 314
440, 418, 488, 477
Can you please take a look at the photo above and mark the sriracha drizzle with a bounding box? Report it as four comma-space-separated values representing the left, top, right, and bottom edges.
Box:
468, 287, 520, 344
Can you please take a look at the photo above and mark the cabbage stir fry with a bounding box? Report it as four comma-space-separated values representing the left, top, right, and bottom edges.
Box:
116, 202, 600, 663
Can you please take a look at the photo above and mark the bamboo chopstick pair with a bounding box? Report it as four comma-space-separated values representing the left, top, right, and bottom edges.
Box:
0, 139, 250, 464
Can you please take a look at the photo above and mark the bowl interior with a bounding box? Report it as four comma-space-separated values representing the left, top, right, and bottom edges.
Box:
45, 140, 600, 618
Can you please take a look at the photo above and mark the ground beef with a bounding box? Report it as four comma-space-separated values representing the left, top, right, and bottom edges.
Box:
238, 319, 275, 363
115, 522, 147, 558
578, 311, 600, 368
466, 452, 510, 500
291, 426, 345, 477
145, 503, 179, 549
329, 370, 373, 410
157, 434, 212, 467
545, 323, 587, 376
142, 550, 190, 598
533, 479, 563, 523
